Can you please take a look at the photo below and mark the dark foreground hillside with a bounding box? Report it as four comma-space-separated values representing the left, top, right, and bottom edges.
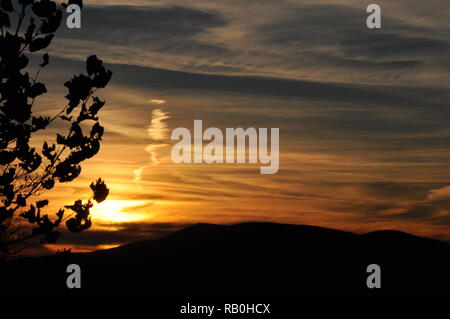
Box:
1, 222, 450, 300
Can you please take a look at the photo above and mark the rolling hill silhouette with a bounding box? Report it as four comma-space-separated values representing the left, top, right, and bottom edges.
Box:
2, 222, 450, 300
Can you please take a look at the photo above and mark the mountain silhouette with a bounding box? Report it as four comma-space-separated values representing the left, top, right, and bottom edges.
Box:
2, 222, 450, 300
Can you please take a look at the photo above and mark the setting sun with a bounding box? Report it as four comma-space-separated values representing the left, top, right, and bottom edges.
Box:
90, 200, 150, 223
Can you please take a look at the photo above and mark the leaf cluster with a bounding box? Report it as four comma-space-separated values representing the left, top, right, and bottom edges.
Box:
0, 0, 111, 258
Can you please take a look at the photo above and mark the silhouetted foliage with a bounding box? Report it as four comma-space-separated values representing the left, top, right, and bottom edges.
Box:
0, 0, 111, 259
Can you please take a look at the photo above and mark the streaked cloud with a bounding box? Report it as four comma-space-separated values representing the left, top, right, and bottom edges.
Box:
149, 99, 167, 105
148, 108, 170, 141
47, 1, 450, 86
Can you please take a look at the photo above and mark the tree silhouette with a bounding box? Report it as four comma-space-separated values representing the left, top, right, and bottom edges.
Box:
0, 0, 111, 259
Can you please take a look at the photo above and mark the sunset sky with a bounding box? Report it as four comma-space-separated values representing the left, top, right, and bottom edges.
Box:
30, 0, 450, 253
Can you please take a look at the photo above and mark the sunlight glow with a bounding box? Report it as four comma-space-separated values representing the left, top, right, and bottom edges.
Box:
90, 200, 149, 223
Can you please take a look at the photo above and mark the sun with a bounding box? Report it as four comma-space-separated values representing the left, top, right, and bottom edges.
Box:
90, 200, 149, 223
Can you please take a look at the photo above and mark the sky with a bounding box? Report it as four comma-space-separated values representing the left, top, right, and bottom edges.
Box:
27, 0, 450, 253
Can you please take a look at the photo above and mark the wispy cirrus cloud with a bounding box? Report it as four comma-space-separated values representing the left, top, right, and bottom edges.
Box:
48, 0, 450, 86
134, 106, 170, 184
